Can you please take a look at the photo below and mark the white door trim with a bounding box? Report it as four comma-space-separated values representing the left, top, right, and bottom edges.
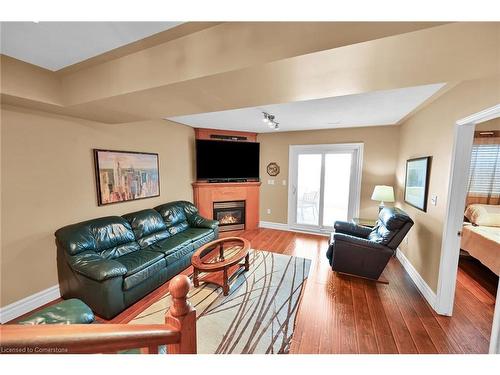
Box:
491, 282, 500, 354
434, 103, 500, 353
287, 143, 363, 234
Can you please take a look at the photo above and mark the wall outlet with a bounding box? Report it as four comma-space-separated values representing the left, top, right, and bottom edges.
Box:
282, 180, 287, 186
267, 179, 275, 185
267, 208, 272, 214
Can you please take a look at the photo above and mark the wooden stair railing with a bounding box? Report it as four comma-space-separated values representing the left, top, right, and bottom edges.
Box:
0, 275, 197, 354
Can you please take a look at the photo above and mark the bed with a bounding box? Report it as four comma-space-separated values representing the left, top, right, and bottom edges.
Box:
461, 204, 500, 276
461, 224, 500, 275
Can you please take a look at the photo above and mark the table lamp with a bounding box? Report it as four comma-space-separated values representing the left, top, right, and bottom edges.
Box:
371, 185, 395, 212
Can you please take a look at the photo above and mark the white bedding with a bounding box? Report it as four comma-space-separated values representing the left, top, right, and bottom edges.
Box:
461, 223, 500, 275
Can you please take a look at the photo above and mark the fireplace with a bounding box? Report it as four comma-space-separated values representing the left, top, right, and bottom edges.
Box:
213, 200, 246, 232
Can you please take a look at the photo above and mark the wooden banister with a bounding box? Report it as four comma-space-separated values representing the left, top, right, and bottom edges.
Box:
0, 275, 196, 354
165, 275, 197, 354
0, 324, 180, 354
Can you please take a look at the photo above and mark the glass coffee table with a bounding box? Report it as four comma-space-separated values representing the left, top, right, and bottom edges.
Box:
191, 237, 251, 296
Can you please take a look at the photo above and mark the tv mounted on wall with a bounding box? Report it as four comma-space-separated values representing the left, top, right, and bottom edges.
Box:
195, 140, 260, 181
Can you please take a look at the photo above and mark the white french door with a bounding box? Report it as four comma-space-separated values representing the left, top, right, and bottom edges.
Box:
288, 143, 363, 233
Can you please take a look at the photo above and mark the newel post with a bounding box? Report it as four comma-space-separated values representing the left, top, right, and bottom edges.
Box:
165, 275, 197, 354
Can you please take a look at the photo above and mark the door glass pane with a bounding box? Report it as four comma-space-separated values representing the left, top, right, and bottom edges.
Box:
322, 153, 352, 227
296, 154, 321, 226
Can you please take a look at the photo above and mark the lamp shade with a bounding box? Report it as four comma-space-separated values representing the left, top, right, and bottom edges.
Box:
371, 185, 395, 203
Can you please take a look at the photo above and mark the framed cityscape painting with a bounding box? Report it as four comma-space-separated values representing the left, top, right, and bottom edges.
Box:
404, 156, 431, 212
94, 149, 160, 206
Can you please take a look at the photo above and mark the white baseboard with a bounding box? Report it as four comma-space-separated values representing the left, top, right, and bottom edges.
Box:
259, 221, 329, 237
396, 248, 437, 310
0, 285, 60, 323
259, 221, 289, 231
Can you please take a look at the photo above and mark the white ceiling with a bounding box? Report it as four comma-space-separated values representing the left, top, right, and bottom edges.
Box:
168, 83, 446, 133
0, 22, 182, 71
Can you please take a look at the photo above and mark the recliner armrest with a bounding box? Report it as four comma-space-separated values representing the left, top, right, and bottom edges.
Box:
334, 221, 372, 239
68, 251, 127, 282
189, 214, 219, 230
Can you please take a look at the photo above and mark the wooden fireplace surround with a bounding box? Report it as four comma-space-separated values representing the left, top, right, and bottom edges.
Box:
192, 128, 261, 231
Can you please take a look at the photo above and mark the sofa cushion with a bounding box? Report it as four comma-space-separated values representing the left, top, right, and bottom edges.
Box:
100, 242, 141, 260
55, 222, 98, 256
136, 230, 171, 248
91, 218, 137, 255
68, 251, 128, 281
168, 221, 189, 235
192, 231, 217, 249
147, 235, 193, 257
116, 250, 165, 276
165, 244, 195, 265
55, 216, 137, 257
122, 209, 171, 247
155, 202, 189, 227
123, 258, 167, 291
178, 227, 214, 242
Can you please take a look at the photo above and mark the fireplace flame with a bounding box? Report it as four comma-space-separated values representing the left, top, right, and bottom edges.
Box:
219, 214, 239, 224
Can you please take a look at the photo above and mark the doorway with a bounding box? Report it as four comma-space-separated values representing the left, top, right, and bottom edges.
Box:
435, 104, 500, 354
288, 143, 363, 234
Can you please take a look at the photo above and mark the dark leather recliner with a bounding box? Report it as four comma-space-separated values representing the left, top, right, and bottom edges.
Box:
326, 207, 414, 281
55, 201, 218, 319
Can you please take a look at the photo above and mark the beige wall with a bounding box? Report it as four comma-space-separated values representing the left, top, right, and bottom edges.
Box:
476, 117, 500, 131
258, 126, 400, 224
0, 56, 62, 105
0, 105, 195, 307
395, 76, 500, 293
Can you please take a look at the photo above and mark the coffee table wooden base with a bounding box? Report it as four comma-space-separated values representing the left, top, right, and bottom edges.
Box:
191, 237, 251, 296
193, 253, 249, 295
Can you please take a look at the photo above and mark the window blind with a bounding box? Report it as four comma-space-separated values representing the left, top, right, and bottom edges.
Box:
468, 143, 500, 195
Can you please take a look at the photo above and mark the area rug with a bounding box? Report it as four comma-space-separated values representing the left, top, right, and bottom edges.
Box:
129, 249, 311, 354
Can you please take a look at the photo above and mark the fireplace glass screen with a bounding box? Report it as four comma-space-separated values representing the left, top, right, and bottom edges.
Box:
213, 200, 246, 232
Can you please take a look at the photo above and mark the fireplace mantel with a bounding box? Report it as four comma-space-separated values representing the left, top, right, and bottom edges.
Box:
192, 181, 261, 231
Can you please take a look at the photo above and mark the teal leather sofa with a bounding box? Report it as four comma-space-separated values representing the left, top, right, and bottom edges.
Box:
55, 201, 218, 319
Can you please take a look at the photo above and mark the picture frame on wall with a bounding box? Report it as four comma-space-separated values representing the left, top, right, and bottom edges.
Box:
94, 149, 160, 206
404, 156, 431, 212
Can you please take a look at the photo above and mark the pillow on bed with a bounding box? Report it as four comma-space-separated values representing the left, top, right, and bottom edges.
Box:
464, 204, 500, 227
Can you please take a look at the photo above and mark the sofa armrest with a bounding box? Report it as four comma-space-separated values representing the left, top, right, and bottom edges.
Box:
189, 214, 219, 230
334, 221, 372, 239
68, 251, 127, 282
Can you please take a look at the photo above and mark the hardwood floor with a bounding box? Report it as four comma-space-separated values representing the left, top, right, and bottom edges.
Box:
230, 228, 495, 354
10, 228, 495, 354
458, 255, 498, 297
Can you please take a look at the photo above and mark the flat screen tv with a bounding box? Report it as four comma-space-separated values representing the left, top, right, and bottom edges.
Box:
196, 140, 260, 181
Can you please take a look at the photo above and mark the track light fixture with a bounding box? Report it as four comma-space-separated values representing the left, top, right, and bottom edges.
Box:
262, 111, 279, 130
